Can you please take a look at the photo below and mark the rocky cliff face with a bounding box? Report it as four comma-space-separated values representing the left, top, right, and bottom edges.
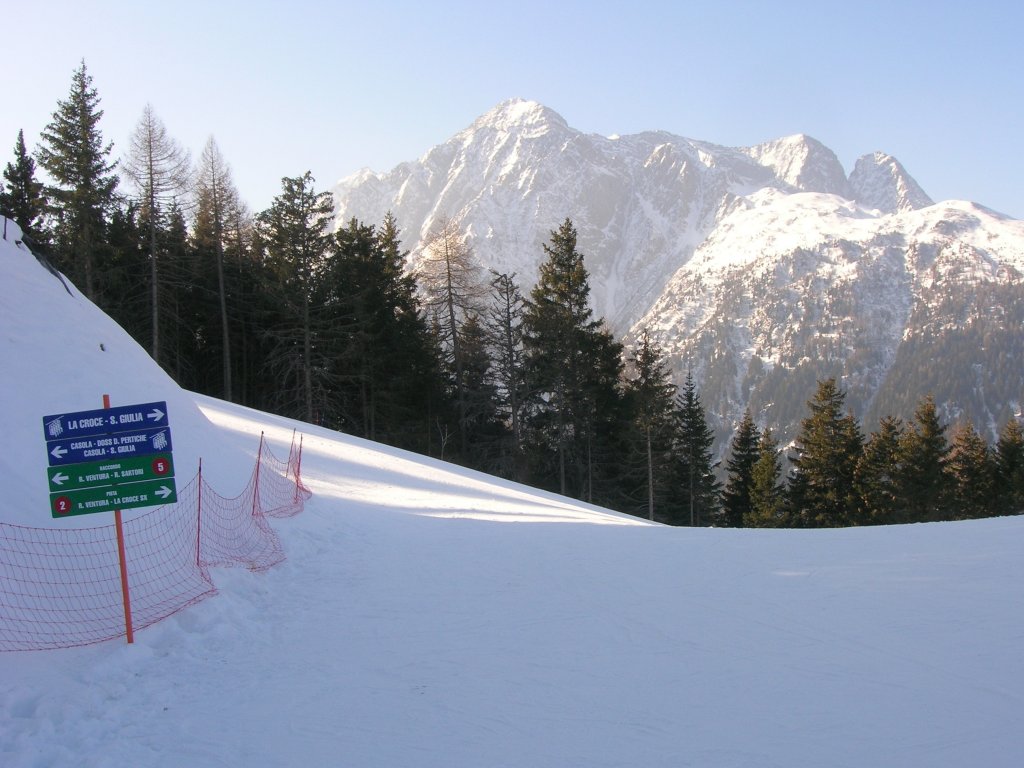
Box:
333, 99, 1024, 445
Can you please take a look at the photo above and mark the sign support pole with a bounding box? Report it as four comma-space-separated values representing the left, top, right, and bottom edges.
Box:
104, 394, 134, 644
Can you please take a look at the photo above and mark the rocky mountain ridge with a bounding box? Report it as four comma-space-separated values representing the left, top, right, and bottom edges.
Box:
332, 99, 1024, 445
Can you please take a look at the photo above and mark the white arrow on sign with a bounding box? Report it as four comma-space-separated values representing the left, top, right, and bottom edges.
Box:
51, 445, 68, 460
147, 408, 165, 422
51, 472, 69, 486
155, 485, 173, 499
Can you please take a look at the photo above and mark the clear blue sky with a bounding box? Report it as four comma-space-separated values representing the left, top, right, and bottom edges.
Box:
4, 0, 1023, 218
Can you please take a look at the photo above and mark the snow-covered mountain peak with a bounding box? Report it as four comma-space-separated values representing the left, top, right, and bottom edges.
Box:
743, 133, 852, 196
850, 151, 933, 214
468, 98, 571, 138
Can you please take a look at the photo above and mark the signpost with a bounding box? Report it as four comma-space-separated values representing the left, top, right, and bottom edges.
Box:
41, 397, 178, 644
45, 426, 174, 466
42, 401, 176, 516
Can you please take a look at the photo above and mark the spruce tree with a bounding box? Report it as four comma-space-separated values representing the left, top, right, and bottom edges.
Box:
723, 409, 761, 527
458, 312, 505, 469
675, 372, 721, 526
747, 428, 785, 527
788, 378, 864, 527
486, 271, 527, 480
1, 129, 48, 246
36, 60, 118, 300
255, 171, 334, 423
580, 325, 627, 507
375, 212, 445, 452
324, 215, 442, 452
623, 330, 680, 521
897, 395, 950, 522
522, 218, 624, 501
157, 201, 194, 384
855, 416, 904, 524
993, 418, 1024, 516
946, 421, 994, 519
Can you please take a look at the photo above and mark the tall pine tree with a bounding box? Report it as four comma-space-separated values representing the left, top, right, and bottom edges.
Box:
255, 171, 334, 423
993, 418, 1024, 516
323, 215, 443, 452
855, 416, 904, 524
623, 330, 681, 521
746, 428, 785, 527
1, 129, 48, 246
37, 60, 118, 300
788, 378, 864, 527
723, 409, 761, 527
675, 372, 721, 526
945, 421, 994, 519
486, 271, 527, 480
897, 395, 950, 522
522, 218, 623, 501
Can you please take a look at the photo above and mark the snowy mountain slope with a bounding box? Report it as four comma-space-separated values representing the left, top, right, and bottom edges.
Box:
850, 151, 934, 213
742, 133, 852, 198
639, 196, 1024, 442
2, 229, 1024, 767
333, 100, 1024, 442
334, 99, 795, 330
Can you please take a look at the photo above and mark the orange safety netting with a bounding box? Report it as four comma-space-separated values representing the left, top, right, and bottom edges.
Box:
0, 432, 311, 651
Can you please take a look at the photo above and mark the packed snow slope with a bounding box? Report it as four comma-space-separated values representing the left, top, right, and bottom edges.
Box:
2, 225, 1024, 766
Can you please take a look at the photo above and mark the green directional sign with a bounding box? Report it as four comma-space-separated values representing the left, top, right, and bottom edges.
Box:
50, 478, 178, 518
43, 399, 178, 519
47, 454, 175, 493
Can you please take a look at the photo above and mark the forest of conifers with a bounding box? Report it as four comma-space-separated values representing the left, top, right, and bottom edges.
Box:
3, 62, 1022, 526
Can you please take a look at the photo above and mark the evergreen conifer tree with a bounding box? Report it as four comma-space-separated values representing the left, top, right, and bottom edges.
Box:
323, 215, 443, 452
255, 171, 334, 423
723, 409, 761, 527
37, 60, 118, 300
946, 421, 994, 519
623, 330, 680, 521
897, 395, 950, 522
1, 129, 48, 246
788, 378, 864, 527
486, 271, 527, 480
993, 418, 1024, 516
580, 325, 627, 507
675, 372, 721, 526
522, 218, 624, 501
156, 201, 195, 384
747, 428, 785, 527
458, 312, 505, 469
855, 416, 904, 524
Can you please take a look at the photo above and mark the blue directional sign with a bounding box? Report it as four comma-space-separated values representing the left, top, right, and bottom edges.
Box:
42, 400, 177, 518
42, 401, 168, 442
46, 425, 174, 466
